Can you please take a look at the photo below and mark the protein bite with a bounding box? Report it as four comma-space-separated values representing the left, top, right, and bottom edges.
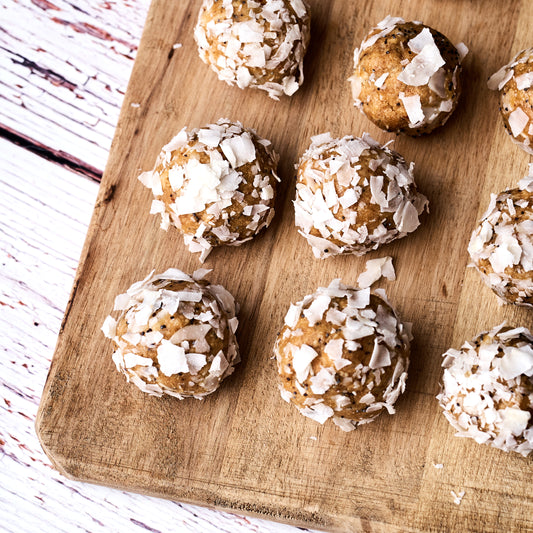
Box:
194, 0, 310, 100
349, 16, 467, 135
274, 280, 411, 431
468, 165, 533, 307
437, 323, 533, 457
294, 132, 428, 259
138, 119, 280, 262
488, 48, 533, 154
101, 268, 239, 399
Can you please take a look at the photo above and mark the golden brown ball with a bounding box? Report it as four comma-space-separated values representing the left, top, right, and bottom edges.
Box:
138, 119, 279, 262
350, 16, 466, 135
194, 0, 310, 99
274, 279, 411, 431
468, 167, 533, 307
102, 269, 239, 399
438, 323, 533, 457
488, 48, 533, 154
294, 132, 428, 258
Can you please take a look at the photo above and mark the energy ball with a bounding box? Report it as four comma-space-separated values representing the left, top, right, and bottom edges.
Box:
437, 323, 533, 457
101, 268, 239, 399
138, 119, 280, 262
274, 280, 411, 431
194, 0, 311, 100
468, 165, 533, 307
294, 132, 428, 259
349, 16, 467, 135
488, 48, 533, 155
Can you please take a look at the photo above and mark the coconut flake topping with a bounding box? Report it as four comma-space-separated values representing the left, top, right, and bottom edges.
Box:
357, 257, 396, 289
138, 119, 280, 262
275, 279, 411, 431
437, 322, 533, 457
488, 48, 533, 92
194, 0, 311, 100
102, 268, 240, 399
397, 28, 445, 87
294, 133, 428, 259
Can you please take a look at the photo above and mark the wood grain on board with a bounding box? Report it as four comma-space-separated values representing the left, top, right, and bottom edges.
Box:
36, 1, 533, 531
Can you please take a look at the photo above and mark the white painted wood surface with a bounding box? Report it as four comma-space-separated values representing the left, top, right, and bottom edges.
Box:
0, 1, 316, 531
0, 0, 150, 174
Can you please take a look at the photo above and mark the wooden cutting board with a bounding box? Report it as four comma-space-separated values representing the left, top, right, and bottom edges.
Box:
36, 1, 533, 531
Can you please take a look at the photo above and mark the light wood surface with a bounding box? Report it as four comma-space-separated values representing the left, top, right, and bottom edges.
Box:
36, 1, 533, 531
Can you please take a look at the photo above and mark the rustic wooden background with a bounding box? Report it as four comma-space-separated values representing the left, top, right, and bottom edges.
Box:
0, 1, 309, 531
32, 0, 533, 532
4, 0, 533, 531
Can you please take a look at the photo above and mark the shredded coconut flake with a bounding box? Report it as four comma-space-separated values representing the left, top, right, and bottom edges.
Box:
508, 107, 529, 138
400, 93, 425, 125
451, 490, 465, 505
303, 294, 331, 326
300, 403, 335, 424
516, 72, 533, 90
397, 29, 445, 86
374, 72, 389, 88
455, 42, 469, 62
293, 344, 318, 383
357, 257, 395, 289
157, 340, 188, 376
123, 352, 153, 369
101, 316, 117, 339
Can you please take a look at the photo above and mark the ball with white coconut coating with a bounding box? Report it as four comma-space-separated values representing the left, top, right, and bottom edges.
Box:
349, 16, 467, 136
274, 279, 411, 431
194, 0, 310, 100
488, 48, 533, 155
138, 119, 280, 262
294, 132, 428, 259
437, 322, 533, 457
101, 268, 239, 399
468, 165, 533, 307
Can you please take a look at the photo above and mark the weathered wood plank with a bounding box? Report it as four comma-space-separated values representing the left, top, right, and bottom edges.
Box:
0, 137, 309, 533
0, 0, 150, 174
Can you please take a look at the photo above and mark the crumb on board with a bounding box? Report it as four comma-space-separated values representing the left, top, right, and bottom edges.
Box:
130, 102, 140, 108
357, 256, 396, 289
309, 436, 317, 441
173, 43, 182, 49
451, 490, 465, 505
433, 463, 444, 469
